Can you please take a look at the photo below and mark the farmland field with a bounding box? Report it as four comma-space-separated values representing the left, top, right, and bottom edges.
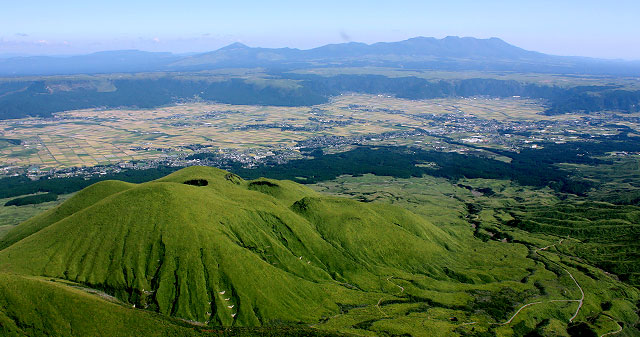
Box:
1, 94, 618, 171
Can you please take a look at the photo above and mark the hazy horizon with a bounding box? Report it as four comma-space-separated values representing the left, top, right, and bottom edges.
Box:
2, 0, 639, 60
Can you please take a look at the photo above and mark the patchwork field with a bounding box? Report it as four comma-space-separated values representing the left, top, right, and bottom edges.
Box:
0, 95, 562, 170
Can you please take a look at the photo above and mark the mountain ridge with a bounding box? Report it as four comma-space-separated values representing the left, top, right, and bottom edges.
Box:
2, 36, 639, 76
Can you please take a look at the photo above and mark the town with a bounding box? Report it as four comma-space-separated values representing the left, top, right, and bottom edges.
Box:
2, 95, 637, 181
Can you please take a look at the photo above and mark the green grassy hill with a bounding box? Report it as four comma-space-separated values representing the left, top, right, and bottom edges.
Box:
0, 167, 638, 336
0, 167, 454, 329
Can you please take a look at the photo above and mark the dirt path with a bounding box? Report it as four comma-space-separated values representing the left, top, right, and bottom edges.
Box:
537, 239, 584, 322
600, 316, 623, 337
387, 276, 405, 294
564, 266, 584, 322
376, 276, 405, 317
490, 301, 543, 325
463, 239, 585, 327
316, 239, 619, 334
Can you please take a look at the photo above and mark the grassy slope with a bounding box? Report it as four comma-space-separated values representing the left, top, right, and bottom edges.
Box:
0, 273, 343, 337
312, 174, 640, 336
509, 201, 640, 286
0, 273, 206, 337
0, 193, 71, 240
1, 167, 638, 336
0, 181, 134, 250
0, 166, 455, 329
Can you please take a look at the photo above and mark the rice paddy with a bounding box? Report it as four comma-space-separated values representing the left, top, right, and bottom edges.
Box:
0, 95, 557, 170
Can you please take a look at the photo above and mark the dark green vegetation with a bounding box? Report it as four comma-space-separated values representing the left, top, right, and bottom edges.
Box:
0, 194, 70, 240
287, 74, 640, 115
0, 137, 21, 149
0, 77, 328, 120
565, 156, 640, 206
240, 129, 640, 195
2, 74, 639, 119
0, 166, 179, 199
0, 139, 604, 204
4, 192, 57, 206
1, 167, 638, 336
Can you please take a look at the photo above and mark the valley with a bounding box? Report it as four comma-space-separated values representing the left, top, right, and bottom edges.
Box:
2, 92, 637, 179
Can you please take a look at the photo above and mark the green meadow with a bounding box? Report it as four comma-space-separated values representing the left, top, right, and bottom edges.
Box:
0, 167, 637, 336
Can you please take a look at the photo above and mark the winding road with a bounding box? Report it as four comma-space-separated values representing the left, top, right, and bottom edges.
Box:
538, 240, 585, 322
316, 240, 621, 335
600, 316, 623, 337
464, 239, 586, 327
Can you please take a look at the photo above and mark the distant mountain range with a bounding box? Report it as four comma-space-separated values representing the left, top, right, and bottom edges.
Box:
1, 36, 639, 76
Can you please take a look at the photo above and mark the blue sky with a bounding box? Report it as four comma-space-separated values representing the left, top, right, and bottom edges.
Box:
1, 0, 639, 59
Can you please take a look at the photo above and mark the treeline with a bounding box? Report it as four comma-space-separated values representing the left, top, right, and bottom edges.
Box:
0, 166, 179, 200
0, 78, 325, 120
1, 74, 639, 120
292, 74, 559, 100
545, 87, 640, 115
4, 192, 57, 206
232, 145, 593, 195
235, 129, 640, 195
287, 74, 640, 115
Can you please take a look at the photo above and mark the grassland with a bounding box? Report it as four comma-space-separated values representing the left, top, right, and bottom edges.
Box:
0, 274, 343, 337
311, 173, 640, 336
0, 193, 70, 239
0, 167, 637, 336
1, 81, 639, 336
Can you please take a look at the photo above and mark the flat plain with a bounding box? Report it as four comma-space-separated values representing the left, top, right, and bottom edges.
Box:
0, 95, 567, 170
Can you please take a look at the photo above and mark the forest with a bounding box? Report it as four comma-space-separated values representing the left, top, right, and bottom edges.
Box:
1, 74, 639, 120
